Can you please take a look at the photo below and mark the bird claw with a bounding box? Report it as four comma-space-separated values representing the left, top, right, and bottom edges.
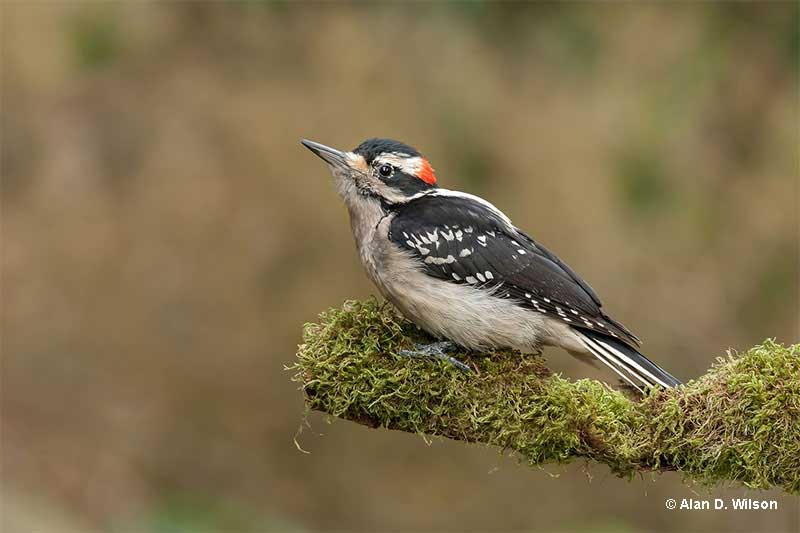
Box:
398, 341, 471, 372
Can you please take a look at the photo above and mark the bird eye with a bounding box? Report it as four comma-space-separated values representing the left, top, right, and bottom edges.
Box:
378, 164, 393, 178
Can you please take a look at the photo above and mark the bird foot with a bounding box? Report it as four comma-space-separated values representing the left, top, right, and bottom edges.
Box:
398, 341, 471, 372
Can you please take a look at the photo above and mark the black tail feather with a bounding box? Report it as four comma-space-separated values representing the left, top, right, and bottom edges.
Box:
575, 329, 681, 391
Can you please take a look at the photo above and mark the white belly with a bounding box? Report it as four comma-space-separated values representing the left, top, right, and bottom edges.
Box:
350, 204, 584, 354
363, 236, 564, 352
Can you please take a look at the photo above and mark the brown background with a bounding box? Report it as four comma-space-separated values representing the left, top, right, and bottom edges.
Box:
3, 2, 799, 532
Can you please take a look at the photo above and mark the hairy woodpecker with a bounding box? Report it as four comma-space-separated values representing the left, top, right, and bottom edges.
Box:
302, 137, 681, 391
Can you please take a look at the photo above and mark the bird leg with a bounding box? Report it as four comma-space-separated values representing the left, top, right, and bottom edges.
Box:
398, 341, 471, 372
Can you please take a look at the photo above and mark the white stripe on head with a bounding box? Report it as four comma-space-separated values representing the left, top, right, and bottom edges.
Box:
373, 153, 424, 177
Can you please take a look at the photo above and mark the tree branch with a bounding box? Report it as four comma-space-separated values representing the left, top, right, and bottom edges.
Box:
290, 299, 800, 494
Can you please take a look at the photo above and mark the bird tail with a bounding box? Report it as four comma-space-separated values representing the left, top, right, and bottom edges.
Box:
575, 329, 681, 393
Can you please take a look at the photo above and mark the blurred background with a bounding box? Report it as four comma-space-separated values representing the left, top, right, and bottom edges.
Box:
2, 2, 798, 532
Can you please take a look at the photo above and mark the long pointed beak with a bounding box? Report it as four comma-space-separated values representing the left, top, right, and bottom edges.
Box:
301, 139, 348, 169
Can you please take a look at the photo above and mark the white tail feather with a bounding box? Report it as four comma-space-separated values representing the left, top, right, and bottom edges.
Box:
593, 337, 673, 389
577, 335, 645, 393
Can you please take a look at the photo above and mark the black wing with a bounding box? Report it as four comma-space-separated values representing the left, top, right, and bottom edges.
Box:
388, 193, 640, 346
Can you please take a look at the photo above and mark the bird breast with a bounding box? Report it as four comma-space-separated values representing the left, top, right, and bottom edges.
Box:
351, 213, 552, 353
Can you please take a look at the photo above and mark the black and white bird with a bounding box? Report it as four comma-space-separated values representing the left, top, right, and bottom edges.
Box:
302, 137, 681, 391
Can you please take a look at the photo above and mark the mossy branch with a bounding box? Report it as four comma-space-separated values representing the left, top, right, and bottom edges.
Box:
291, 299, 800, 494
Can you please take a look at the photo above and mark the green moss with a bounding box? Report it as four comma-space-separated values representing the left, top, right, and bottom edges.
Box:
291, 299, 800, 494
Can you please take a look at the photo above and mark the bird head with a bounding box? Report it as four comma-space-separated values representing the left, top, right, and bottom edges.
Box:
302, 138, 437, 205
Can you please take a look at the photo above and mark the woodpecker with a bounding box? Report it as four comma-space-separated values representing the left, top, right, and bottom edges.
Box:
302, 137, 681, 391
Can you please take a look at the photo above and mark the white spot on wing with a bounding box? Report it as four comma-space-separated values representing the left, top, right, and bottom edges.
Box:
465, 276, 477, 284
459, 248, 472, 257
476, 273, 486, 282
424, 254, 457, 265
418, 246, 430, 255
485, 271, 494, 279
452, 273, 461, 281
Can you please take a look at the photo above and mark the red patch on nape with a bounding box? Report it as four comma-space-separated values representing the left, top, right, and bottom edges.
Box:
418, 159, 437, 185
